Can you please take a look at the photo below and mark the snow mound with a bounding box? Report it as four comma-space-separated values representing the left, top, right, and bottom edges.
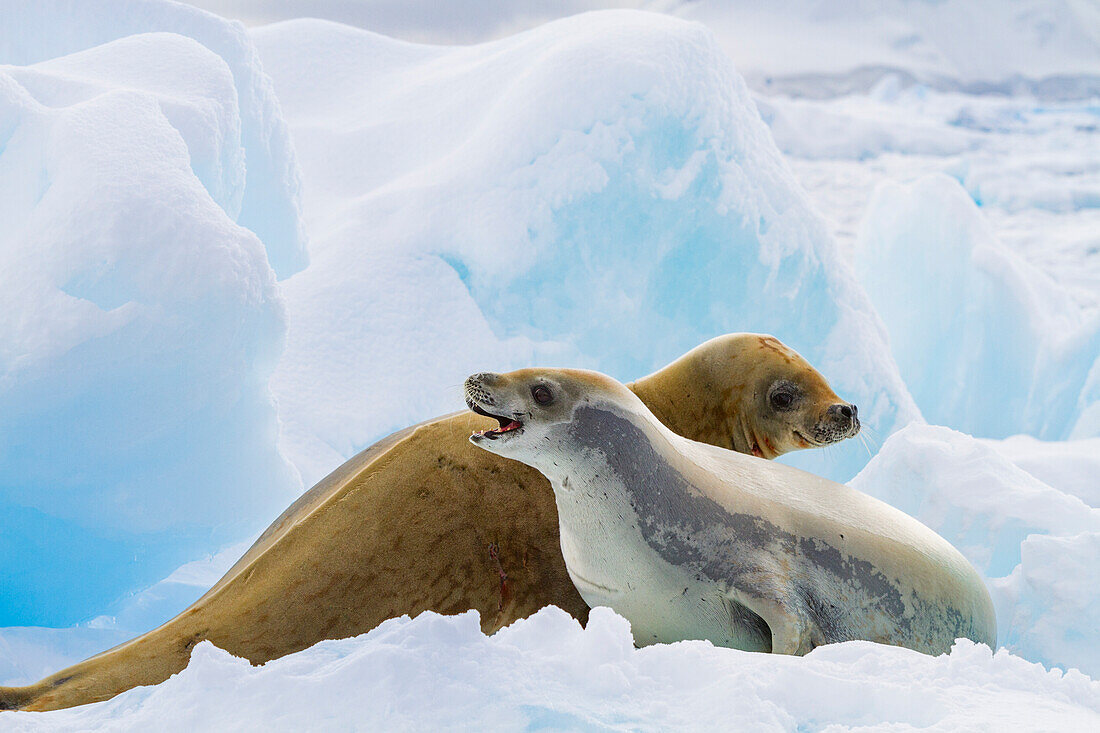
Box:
5, 607, 1097, 731
981, 435, 1100, 507
206, 1, 1100, 100
0, 0, 307, 277
0, 31, 299, 626
855, 174, 1100, 440
850, 423, 1100, 676
252, 12, 919, 487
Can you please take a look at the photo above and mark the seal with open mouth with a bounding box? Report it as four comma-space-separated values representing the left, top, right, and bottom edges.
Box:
0, 334, 858, 712
465, 368, 995, 655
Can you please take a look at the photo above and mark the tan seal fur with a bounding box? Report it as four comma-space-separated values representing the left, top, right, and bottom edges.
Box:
1, 334, 857, 712
465, 368, 995, 656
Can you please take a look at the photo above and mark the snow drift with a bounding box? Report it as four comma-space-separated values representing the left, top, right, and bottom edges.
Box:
0, 29, 300, 625
0, 0, 307, 277
5, 608, 1098, 731
198, 1, 1100, 101
252, 13, 920, 488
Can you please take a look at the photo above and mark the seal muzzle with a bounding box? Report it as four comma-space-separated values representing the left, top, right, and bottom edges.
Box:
464, 373, 524, 441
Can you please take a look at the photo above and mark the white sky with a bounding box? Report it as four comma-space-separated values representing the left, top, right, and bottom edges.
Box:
180, 1, 661, 44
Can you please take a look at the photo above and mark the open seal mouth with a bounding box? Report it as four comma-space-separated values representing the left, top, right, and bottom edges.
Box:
467, 400, 524, 440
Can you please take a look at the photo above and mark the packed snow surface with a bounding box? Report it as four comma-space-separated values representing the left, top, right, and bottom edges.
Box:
1, 0, 308, 277
1, 0, 1099, 727
6, 608, 1100, 732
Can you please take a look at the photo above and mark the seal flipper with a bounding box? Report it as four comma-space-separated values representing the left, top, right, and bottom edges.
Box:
727, 586, 815, 656
0, 682, 46, 711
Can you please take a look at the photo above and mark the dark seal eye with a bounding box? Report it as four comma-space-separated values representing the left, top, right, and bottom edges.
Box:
770, 391, 794, 411
532, 385, 553, 405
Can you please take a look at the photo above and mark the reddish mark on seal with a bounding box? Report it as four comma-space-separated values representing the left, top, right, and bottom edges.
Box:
488, 543, 510, 612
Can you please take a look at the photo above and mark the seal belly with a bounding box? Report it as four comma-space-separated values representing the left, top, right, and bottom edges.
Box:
567, 552, 771, 651
556, 495, 770, 651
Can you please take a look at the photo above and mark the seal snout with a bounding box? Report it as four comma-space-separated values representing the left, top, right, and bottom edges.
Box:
825, 402, 860, 440
464, 372, 524, 442
464, 372, 500, 408
829, 402, 856, 422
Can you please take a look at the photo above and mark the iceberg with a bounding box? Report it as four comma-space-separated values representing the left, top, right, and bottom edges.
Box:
856, 174, 1100, 440
0, 29, 300, 626
253, 13, 920, 488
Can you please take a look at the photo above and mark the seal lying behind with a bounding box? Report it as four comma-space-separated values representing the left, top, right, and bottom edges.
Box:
465, 368, 996, 655
0, 334, 858, 712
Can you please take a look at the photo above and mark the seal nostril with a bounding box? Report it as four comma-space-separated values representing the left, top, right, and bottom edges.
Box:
464, 372, 501, 398
830, 403, 854, 421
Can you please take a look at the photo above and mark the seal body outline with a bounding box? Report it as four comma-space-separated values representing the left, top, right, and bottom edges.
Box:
466, 368, 996, 655
0, 334, 857, 711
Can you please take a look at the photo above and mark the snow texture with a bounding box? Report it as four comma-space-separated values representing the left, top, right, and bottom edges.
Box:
0, 26, 301, 626
183, 1, 1100, 99
1, 0, 308, 277
850, 425, 1100, 677
5, 608, 1099, 731
1, 0, 1099, 725
251, 14, 918, 489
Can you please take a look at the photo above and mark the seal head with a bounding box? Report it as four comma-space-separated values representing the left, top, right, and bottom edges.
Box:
465, 368, 634, 464
466, 368, 997, 657
629, 334, 859, 459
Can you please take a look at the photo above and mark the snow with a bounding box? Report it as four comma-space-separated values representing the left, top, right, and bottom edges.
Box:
183, 1, 1100, 98
1, 0, 307, 278
855, 173, 1100, 440
0, 27, 301, 627
982, 435, 1100, 507
850, 424, 1100, 677
2, 0, 1100, 726
251, 13, 918, 489
6, 608, 1100, 731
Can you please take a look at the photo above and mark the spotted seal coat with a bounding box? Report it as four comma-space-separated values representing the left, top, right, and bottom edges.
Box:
0, 334, 858, 711
466, 368, 996, 655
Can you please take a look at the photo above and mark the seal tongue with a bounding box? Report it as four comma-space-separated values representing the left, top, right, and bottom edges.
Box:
473, 417, 523, 439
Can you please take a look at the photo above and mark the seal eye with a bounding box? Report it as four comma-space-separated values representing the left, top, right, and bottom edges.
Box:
532, 385, 553, 406
771, 391, 794, 411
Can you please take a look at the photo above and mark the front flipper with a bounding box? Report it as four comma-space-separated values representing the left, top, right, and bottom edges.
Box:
727, 586, 814, 656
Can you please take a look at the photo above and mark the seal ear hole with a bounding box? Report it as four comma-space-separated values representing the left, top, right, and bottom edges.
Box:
532, 385, 553, 406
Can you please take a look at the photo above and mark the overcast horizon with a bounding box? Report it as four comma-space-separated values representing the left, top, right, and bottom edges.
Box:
181, 0, 659, 44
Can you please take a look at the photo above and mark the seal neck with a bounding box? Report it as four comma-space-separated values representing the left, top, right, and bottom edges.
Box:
628, 359, 745, 455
